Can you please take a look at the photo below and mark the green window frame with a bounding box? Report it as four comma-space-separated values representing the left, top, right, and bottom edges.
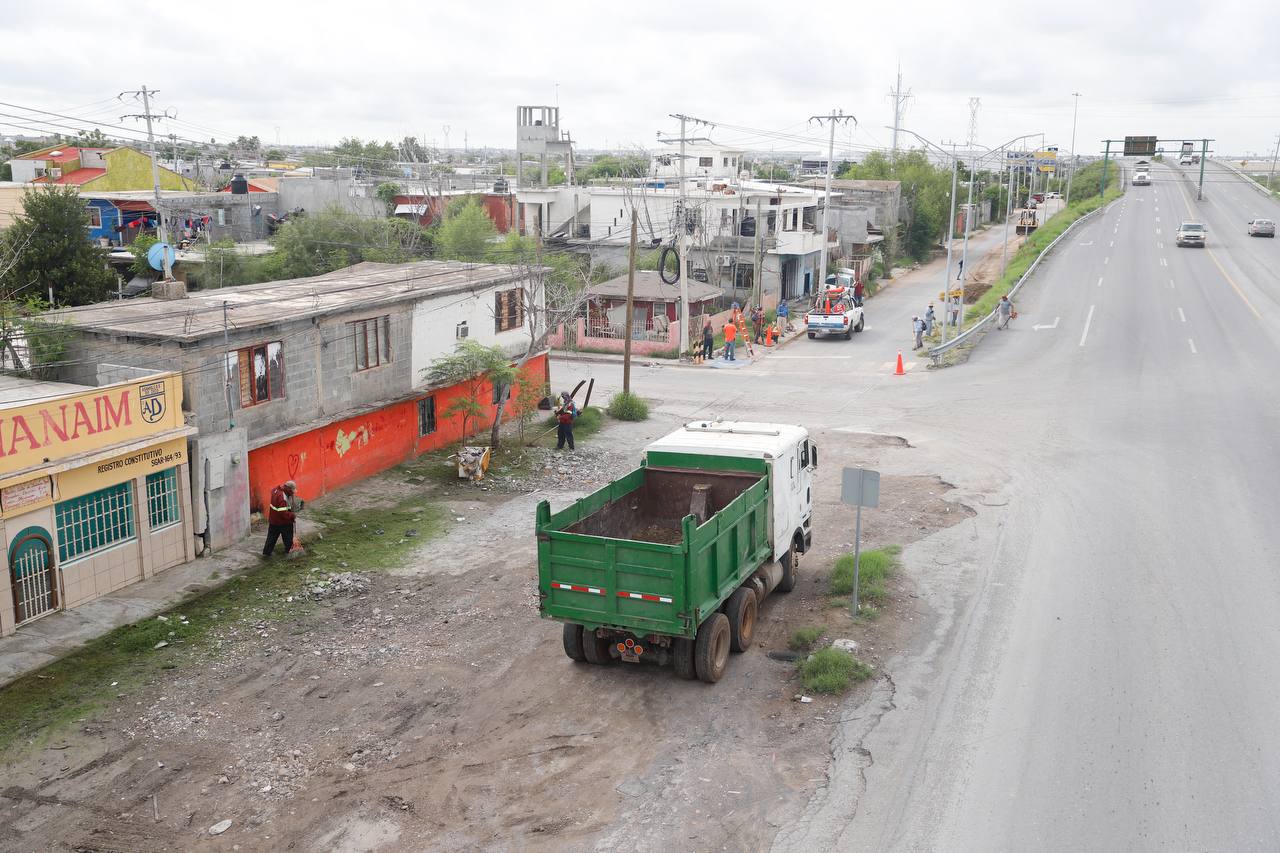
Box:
55, 481, 136, 563
146, 468, 181, 530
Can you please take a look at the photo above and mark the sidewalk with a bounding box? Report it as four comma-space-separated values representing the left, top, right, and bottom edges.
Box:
0, 531, 272, 687
551, 318, 807, 369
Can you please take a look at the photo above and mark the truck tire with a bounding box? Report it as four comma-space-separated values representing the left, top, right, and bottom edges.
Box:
695, 613, 731, 683
843, 327, 852, 340
854, 316, 865, 333
673, 637, 697, 680
562, 624, 587, 662
582, 629, 614, 665
725, 587, 757, 653
777, 544, 798, 593
808, 331, 816, 339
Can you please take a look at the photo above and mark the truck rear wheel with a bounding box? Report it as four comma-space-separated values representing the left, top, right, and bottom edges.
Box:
854, 316, 865, 333
673, 638, 697, 680
562, 624, 587, 662
777, 544, 798, 593
582, 629, 614, 665
725, 588, 757, 653
808, 331, 816, 339
695, 613, 731, 683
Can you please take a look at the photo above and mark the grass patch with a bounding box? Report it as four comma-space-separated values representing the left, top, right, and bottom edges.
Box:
828, 546, 899, 605
607, 391, 649, 421
789, 626, 824, 651
799, 647, 873, 694
0, 495, 445, 757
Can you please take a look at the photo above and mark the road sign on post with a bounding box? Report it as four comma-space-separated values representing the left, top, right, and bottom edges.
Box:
840, 467, 881, 614
1123, 136, 1157, 157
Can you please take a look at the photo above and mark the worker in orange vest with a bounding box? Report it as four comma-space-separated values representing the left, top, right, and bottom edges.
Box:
723, 319, 737, 361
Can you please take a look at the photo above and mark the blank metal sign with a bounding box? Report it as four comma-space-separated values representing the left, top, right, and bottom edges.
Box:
840, 467, 881, 508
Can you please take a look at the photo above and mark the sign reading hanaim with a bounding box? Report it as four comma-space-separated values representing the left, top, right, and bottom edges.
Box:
0, 373, 184, 477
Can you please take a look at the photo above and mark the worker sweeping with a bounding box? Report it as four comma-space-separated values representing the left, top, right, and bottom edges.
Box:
263, 480, 301, 558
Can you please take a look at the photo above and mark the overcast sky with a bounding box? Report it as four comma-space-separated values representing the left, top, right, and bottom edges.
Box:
2, 0, 1278, 159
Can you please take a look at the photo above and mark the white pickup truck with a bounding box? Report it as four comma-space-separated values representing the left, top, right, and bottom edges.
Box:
805, 286, 865, 340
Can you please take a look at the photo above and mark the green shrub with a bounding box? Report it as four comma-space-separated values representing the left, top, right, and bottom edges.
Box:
799, 647, 873, 694
789, 626, 824, 651
828, 547, 897, 603
607, 391, 650, 421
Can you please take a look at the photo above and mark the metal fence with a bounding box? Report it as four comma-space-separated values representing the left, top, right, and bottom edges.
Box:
926, 203, 1110, 364
586, 315, 673, 343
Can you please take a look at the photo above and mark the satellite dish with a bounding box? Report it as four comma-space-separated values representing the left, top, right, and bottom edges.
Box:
147, 241, 175, 271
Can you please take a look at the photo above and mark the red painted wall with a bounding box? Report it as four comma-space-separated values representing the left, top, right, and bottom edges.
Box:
248, 354, 548, 512
391, 193, 515, 233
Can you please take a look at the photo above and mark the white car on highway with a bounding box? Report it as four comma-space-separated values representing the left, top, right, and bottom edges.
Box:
1176, 221, 1207, 247
1132, 173, 1150, 186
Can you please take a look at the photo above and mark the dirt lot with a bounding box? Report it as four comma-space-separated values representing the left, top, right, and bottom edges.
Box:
0, 417, 972, 852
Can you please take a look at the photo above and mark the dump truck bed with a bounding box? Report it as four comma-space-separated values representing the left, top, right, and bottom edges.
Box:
537, 460, 771, 639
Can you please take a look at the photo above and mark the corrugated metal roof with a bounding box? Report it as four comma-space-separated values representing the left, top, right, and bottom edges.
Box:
47, 260, 531, 343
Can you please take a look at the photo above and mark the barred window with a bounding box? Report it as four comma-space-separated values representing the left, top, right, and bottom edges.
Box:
55, 481, 136, 563
418, 396, 436, 436
146, 468, 181, 529
495, 289, 524, 333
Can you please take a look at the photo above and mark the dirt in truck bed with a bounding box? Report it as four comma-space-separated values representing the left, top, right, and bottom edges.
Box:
0, 427, 975, 852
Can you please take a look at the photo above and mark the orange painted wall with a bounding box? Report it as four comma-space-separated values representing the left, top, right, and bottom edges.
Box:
247, 354, 548, 512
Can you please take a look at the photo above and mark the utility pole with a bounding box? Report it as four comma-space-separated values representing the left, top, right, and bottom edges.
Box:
1270, 132, 1280, 192
752, 199, 763, 309
121, 85, 173, 280
810, 110, 856, 298
623, 209, 638, 393
669, 113, 712, 355
940, 144, 959, 344
966, 98, 981, 147
957, 146, 977, 334
1065, 92, 1082, 205
888, 65, 912, 161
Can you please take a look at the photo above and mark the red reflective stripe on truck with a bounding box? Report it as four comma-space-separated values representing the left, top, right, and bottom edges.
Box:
553, 582, 604, 595
617, 590, 674, 604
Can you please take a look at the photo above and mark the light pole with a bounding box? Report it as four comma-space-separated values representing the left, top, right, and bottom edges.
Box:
1065, 92, 1081, 205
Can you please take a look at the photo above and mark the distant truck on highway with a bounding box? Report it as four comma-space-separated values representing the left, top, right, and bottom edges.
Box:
805, 284, 865, 339
537, 421, 816, 683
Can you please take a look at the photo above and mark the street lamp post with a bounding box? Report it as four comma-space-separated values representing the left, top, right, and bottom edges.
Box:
1065, 92, 1081, 206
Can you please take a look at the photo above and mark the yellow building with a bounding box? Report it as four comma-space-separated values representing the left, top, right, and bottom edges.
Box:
0, 372, 197, 636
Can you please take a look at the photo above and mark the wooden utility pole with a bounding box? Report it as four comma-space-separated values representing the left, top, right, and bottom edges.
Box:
623, 209, 638, 393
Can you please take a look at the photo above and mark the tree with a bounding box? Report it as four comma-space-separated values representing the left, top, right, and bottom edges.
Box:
581, 154, 648, 182
424, 340, 517, 444
233, 135, 262, 155
375, 182, 402, 216
0, 186, 114, 306
436, 198, 496, 261
270, 208, 431, 279
263, 148, 284, 161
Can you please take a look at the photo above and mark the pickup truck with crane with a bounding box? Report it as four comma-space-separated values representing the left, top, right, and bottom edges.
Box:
805, 284, 865, 340
537, 422, 817, 683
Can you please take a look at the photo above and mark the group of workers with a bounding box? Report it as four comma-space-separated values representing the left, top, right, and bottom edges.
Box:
699, 300, 791, 363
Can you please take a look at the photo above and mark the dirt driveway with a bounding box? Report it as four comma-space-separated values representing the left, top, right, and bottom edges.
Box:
0, 416, 971, 852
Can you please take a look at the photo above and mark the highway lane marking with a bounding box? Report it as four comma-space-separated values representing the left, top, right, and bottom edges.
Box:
1110, 240, 1115, 247
1169, 279, 1175, 288
1160, 258, 1168, 266
1079, 305, 1096, 347
1097, 276, 1104, 287
1033, 317, 1060, 330
1188, 338, 1198, 354
1168, 166, 1265, 321
1156, 227, 1162, 234
1178, 307, 1187, 323
1158, 242, 1164, 249
1104, 257, 1110, 265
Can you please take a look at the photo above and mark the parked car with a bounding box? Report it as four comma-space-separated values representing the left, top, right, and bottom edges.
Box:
1176, 221, 1207, 247
1248, 218, 1276, 238
1047, 191, 1061, 199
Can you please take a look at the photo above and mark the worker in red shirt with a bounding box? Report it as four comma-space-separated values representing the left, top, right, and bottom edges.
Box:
262, 480, 299, 557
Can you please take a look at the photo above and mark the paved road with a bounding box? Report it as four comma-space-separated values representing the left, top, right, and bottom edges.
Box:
771, 159, 1280, 851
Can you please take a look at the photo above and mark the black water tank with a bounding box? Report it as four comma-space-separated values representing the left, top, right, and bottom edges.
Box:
230, 173, 249, 194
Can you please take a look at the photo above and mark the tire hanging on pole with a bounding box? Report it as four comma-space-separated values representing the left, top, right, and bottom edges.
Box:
658, 243, 681, 285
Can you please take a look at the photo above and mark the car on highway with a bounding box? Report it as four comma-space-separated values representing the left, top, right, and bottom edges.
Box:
1247, 218, 1276, 237
1179, 155, 1194, 166
1132, 173, 1151, 186
1176, 221, 1207, 247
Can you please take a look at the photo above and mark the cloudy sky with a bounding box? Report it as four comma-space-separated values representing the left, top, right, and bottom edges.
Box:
2, 0, 1278, 159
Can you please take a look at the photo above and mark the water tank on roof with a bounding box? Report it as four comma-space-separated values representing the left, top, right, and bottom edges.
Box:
230, 174, 249, 194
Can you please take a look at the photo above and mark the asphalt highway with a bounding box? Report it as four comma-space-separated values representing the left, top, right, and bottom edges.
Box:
771, 160, 1280, 851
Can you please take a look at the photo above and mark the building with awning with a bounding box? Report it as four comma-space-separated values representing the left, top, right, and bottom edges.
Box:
0, 372, 197, 636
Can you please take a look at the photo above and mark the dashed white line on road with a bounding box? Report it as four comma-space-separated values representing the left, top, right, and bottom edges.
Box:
1169, 278, 1175, 288
1158, 242, 1164, 249
1160, 258, 1169, 266
1178, 307, 1187, 323
1110, 240, 1115, 247
1105, 257, 1110, 265
1080, 305, 1096, 347
1156, 227, 1162, 234
1097, 276, 1104, 287
1188, 338, 1198, 354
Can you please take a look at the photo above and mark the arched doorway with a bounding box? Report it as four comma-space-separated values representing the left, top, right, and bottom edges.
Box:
9, 527, 57, 625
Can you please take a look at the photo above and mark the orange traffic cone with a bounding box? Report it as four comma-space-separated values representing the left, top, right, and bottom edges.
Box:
894, 351, 906, 376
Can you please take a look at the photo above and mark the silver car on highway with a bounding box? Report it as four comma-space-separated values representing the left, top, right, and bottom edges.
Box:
1247, 218, 1275, 238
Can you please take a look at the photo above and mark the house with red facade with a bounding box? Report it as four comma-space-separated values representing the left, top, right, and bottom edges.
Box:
392, 189, 517, 232
47, 261, 546, 551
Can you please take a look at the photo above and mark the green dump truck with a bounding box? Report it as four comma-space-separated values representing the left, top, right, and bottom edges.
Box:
537, 421, 817, 683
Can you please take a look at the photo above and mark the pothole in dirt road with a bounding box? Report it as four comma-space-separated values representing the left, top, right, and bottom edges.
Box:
829, 430, 914, 449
